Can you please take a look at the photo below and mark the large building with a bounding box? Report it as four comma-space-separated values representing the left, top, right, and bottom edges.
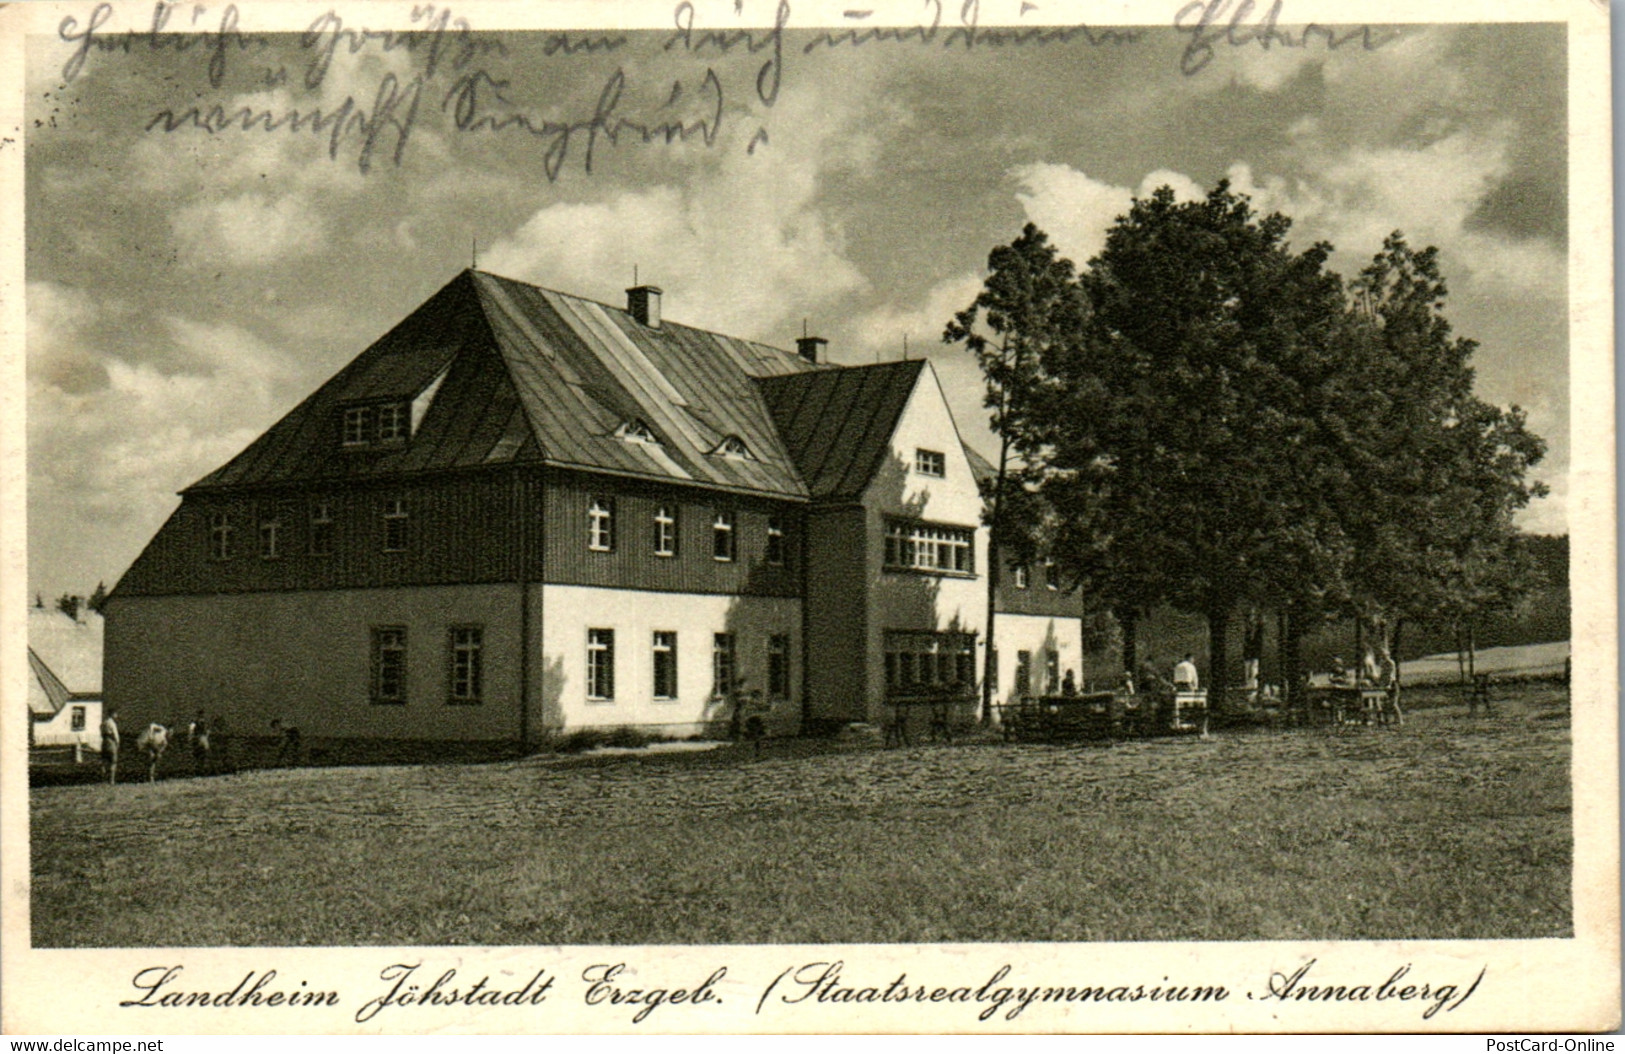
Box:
104, 270, 1085, 743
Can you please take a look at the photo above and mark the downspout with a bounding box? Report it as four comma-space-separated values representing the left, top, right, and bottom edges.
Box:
798, 505, 811, 734
517, 471, 531, 749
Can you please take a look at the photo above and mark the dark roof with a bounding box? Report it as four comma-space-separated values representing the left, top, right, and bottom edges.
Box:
963, 445, 997, 487
187, 271, 825, 498
755, 360, 926, 502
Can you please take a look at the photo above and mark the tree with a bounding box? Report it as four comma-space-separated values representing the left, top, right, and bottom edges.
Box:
1335, 235, 1547, 691
88, 581, 109, 616
945, 223, 1090, 721
56, 594, 82, 621
1055, 182, 1352, 714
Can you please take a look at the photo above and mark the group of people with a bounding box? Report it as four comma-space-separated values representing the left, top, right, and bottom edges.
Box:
98, 710, 305, 785
1327, 648, 1397, 688
1120, 653, 1204, 698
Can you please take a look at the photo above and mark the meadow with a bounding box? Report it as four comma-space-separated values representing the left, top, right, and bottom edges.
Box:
30, 682, 1571, 947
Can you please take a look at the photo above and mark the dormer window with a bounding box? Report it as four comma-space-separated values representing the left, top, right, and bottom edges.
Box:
712, 435, 752, 460
342, 401, 411, 448
343, 406, 373, 447
618, 419, 661, 445
377, 403, 408, 442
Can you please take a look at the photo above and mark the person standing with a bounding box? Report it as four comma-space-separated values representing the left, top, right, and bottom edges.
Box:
1173, 654, 1200, 692
100, 709, 120, 785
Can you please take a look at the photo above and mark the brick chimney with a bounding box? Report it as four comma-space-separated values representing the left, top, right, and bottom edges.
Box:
796, 336, 827, 364
626, 285, 662, 328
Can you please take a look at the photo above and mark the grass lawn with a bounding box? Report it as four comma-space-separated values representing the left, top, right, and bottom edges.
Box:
30, 682, 1571, 946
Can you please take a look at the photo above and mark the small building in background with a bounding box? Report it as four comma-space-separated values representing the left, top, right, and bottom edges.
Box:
28, 606, 103, 752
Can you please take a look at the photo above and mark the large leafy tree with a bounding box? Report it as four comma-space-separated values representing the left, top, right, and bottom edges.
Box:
1056, 182, 1352, 713
1335, 235, 1547, 688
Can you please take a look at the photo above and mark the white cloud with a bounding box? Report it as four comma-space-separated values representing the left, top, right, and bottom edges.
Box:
171, 191, 330, 268
482, 80, 876, 340
1011, 163, 1132, 265
848, 273, 986, 362
1011, 163, 1211, 265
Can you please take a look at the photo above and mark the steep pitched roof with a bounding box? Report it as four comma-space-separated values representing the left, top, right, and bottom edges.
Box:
187, 270, 824, 499
27, 608, 103, 715
755, 360, 926, 502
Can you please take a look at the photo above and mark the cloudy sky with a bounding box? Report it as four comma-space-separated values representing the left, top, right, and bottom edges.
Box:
23, 7, 1568, 600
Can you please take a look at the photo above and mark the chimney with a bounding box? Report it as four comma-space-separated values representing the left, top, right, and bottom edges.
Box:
626, 285, 662, 328
796, 335, 827, 364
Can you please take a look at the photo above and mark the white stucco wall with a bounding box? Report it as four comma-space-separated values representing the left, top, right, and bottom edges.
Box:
105, 585, 525, 741
862, 362, 990, 722
538, 584, 801, 735
991, 612, 1085, 706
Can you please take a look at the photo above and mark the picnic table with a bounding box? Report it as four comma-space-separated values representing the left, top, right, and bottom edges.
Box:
998, 688, 1208, 741
1302, 683, 1400, 726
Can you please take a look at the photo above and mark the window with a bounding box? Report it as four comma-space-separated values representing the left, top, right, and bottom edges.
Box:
371, 627, 407, 705
1012, 564, 1029, 589
208, 511, 234, 561
653, 505, 678, 557
883, 520, 974, 574
1015, 650, 1032, 696
619, 419, 659, 444
1044, 558, 1059, 591
765, 515, 785, 565
382, 499, 409, 552
448, 626, 483, 704
343, 406, 373, 447
712, 633, 736, 698
914, 448, 946, 477
588, 497, 615, 552
258, 511, 280, 560
713, 435, 752, 460
883, 631, 976, 695
652, 631, 678, 700
768, 634, 791, 699
70, 706, 86, 732
377, 402, 409, 442
309, 501, 333, 557
712, 511, 736, 562
343, 402, 410, 447
587, 629, 615, 701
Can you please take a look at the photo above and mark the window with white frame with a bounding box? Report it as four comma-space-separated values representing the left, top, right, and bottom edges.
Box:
883, 520, 974, 574
883, 631, 976, 695
653, 505, 677, 557
1012, 563, 1029, 589
382, 499, 409, 552
448, 626, 483, 704
208, 511, 234, 561
588, 497, 615, 552
587, 629, 615, 701
768, 634, 791, 699
914, 448, 946, 477
652, 631, 678, 700
1044, 558, 1059, 590
712, 510, 736, 561
343, 406, 373, 447
71, 706, 86, 732
258, 511, 280, 559
371, 627, 407, 705
712, 633, 736, 698
377, 402, 409, 442
309, 500, 333, 557
765, 514, 785, 565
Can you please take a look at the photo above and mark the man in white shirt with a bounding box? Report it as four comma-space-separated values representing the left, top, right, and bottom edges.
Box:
1173, 654, 1199, 691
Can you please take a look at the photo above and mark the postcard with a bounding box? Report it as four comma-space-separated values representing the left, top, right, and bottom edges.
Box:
2, 0, 1614, 1035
